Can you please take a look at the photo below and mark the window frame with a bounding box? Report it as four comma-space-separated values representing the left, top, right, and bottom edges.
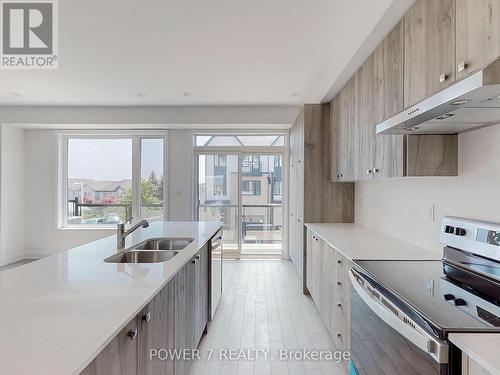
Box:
57, 130, 168, 230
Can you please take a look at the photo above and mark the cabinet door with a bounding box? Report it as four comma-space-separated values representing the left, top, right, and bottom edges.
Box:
321, 244, 336, 334
404, 0, 456, 108
337, 77, 356, 181
194, 246, 208, 345
456, 0, 500, 79
374, 21, 405, 179
174, 261, 196, 375
330, 97, 341, 181
306, 229, 315, 298
354, 55, 375, 180
137, 281, 175, 375
80, 319, 138, 375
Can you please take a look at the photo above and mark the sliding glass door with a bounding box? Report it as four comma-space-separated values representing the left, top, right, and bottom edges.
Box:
196, 151, 284, 257
240, 154, 283, 254
197, 154, 240, 252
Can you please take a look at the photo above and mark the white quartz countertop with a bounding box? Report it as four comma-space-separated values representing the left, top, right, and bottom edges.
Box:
449, 333, 500, 375
304, 223, 441, 261
0, 221, 221, 375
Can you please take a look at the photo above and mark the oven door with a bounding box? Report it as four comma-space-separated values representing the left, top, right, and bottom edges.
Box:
349, 268, 449, 375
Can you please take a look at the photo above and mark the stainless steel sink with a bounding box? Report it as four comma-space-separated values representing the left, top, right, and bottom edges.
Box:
134, 237, 194, 251
104, 237, 193, 263
104, 250, 179, 263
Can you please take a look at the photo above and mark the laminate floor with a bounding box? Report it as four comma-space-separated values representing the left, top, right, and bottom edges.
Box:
189, 260, 349, 375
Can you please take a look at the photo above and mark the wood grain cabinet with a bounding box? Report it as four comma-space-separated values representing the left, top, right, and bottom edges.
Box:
81, 246, 209, 375
373, 20, 405, 179
289, 105, 354, 289
138, 280, 175, 375
404, 0, 456, 108
80, 318, 138, 375
456, 0, 500, 79
334, 78, 356, 181
354, 55, 375, 181
194, 246, 208, 345
305, 229, 350, 355
331, 18, 459, 181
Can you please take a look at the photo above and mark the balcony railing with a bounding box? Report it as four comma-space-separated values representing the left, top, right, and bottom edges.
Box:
68, 197, 162, 222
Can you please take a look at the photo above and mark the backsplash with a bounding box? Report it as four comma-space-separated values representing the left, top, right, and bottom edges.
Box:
355, 124, 500, 253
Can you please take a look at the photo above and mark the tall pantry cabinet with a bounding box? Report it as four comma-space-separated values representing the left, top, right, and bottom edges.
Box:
288, 104, 354, 291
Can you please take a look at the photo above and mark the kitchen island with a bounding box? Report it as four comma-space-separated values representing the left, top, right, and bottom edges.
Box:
0, 221, 221, 375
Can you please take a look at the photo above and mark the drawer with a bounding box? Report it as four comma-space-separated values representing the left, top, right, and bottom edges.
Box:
335, 252, 347, 281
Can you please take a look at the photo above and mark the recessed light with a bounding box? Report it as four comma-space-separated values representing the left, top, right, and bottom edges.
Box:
450, 99, 471, 105
136, 92, 147, 97
11, 91, 23, 97
182, 92, 192, 97
435, 113, 454, 120
291, 91, 302, 97
482, 94, 500, 102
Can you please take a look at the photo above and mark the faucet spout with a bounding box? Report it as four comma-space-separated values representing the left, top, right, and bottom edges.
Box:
117, 219, 149, 249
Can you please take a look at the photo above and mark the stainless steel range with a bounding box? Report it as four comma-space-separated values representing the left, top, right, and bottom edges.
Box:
349, 216, 500, 375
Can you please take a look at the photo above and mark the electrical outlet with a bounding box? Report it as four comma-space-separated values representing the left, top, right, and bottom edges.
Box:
425, 205, 435, 222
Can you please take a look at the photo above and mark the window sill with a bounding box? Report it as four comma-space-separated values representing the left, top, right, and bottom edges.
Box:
58, 226, 117, 231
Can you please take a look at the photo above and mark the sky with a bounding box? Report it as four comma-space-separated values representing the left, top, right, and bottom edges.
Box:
68, 138, 163, 181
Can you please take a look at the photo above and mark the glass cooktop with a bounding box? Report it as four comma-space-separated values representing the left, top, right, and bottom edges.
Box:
353, 259, 500, 333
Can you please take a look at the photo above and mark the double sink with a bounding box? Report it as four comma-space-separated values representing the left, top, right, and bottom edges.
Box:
104, 237, 194, 264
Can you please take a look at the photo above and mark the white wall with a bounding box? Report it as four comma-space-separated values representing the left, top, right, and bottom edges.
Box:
0, 126, 26, 265
24, 130, 114, 256
355, 124, 500, 253
167, 130, 194, 221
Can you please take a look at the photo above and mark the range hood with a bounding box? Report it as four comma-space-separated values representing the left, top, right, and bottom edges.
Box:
377, 58, 500, 135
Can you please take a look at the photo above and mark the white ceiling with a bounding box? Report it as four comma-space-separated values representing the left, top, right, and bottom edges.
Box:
0, 0, 411, 106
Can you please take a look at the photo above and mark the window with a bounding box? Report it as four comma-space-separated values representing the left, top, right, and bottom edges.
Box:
242, 180, 261, 196
195, 134, 284, 147
242, 155, 261, 174
60, 134, 166, 227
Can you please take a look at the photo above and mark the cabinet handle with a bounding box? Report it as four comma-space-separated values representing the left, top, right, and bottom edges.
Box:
196, 255, 201, 260
337, 259, 342, 265
337, 303, 342, 309
457, 61, 468, 72
366, 169, 373, 174
439, 73, 448, 83
337, 281, 342, 286
337, 333, 342, 339
372, 168, 379, 173
297, 218, 302, 223
127, 329, 138, 340
141, 312, 151, 323
192, 257, 198, 264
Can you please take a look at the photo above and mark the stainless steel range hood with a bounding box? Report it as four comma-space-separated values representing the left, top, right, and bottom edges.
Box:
376, 58, 500, 135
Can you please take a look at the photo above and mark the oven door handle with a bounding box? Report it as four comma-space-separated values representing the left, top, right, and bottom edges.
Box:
349, 269, 448, 364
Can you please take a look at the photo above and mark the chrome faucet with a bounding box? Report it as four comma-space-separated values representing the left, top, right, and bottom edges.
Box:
117, 218, 149, 249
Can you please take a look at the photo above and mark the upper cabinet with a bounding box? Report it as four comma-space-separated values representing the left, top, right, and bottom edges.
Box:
404, 0, 456, 108
354, 55, 375, 181
456, 0, 500, 79
373, 21, 405, 179
331, 5, 459, 182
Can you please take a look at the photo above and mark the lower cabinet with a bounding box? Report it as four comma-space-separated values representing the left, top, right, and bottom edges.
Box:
305, 229, 350, 355
81, 245, 209, 375
138, 277, 175, 375
80, 319, 138, 375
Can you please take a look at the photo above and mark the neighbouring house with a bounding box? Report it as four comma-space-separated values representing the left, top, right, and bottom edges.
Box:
68, 179, 132, 204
